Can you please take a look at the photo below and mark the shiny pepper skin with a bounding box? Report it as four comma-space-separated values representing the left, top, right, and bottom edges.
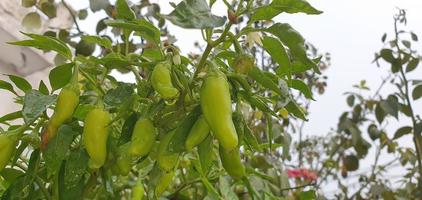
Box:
157, 130, 179, 171
129, 118, 157, 157
155, 170, 175, 197
185, 115, 210, 151
200, 69, 238, 151
83, 107, 110, 169
0, 134, 17, 172
219, 146, 245, 179
42, 87, 79, 149
151, 61, 179, 100
131, 180, 145, 200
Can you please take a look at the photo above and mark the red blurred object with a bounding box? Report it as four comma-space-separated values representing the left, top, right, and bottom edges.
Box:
287, 168, 317, 182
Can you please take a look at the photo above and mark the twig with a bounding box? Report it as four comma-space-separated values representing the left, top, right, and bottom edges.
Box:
61, 0, 82, 34
279, 182, 316, 192
393, 15, 422, 186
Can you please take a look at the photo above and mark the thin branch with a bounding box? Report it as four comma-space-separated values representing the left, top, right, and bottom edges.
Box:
279, 182, 316, 192
61, 0, 82, 33
393, 16, 422, 186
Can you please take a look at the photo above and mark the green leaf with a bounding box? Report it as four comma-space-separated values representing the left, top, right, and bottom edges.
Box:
412, 84, 422, 100
262, 36, 291, 74
164, 0, 226, 29
22, 12, 41, 30
105, 19, 161, 44
116, 0, 135, 20
49, 63, 74, 91
266, 23, 319, 74
38, 80, 49, 95
8, 32, 72, 59
0, 168, 24, 183
285, 100, 307, 120
24, 149, 41, 186
0, 79, 17, 95
82, 35, 112, 49
44, 125, 76, 174
244, 123, 262, 152
240, 92, 278, 117
8, 75, 32, 93
346, 95, 355, 107
219, 176, 239, 200
289, 79, 313, 100
375, 102, 386, 124
101, 52, 132, 69
411, 32, 418, 41
252, 0, 322, 22
1, 175, 28, 199
198, 135, 214, 174
0, 111, 22, 124
21, 0, 36, 7
299, 190, 316, 200
344, 155, 359, 171
169, 106, 201, 152
380, 49, 395, 63
22, 90, 56, 124
64, 149, 88, 191
73, 104, 95, 121
104, 82, 134, 107
119, 113, 138, 145
249, 67, 289, 97
406, 57, 419, 72
393, 126, 412, 140
89, 0, 109, 12
380, 95, 399, 119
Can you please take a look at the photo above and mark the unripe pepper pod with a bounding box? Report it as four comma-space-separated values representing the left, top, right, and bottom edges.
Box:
42, 65, 80, 150
132, 179, 145, 200
83, 106, 111, 169
129, 118, 157, 157
219, 146, 245, 179
154, 169, 175, 197
200, 63, 238, 150
185, 115, 210, 151
41, 87, 79, 150
0, 134, 17, 172
157, 130, 179, 171
151, 61, 179, 100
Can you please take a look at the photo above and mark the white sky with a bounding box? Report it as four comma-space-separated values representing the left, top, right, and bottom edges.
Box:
69, 0, 422, 195
70, 0, 422, 137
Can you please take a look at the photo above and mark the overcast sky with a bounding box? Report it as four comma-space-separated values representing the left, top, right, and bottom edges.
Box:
70, 0, 422, 138
66, 0, 422, 196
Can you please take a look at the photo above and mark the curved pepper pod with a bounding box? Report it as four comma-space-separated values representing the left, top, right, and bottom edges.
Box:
219, 146, 246, 179
42, 87, 79, 150
185, 115, 210, 151
129, 118, 157, 157
83, 107, 110, 169
200, 69, 238, 151
0, 134, 17, 172
151, 61, 179, 100
131, 180, 145, 200
154, 169, 175, 197
157, 130, 179, 171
